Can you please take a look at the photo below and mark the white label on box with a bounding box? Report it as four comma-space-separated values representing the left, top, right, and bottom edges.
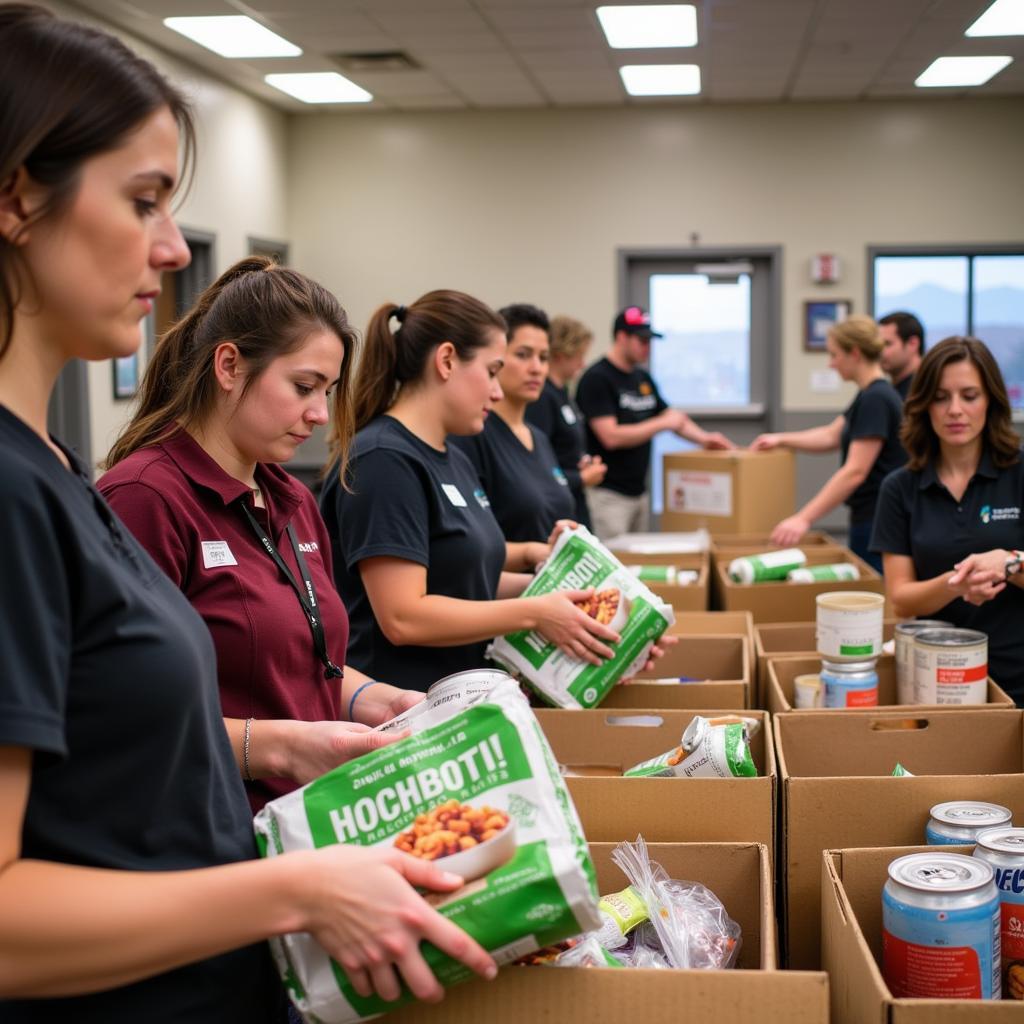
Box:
666, 470, 733, 517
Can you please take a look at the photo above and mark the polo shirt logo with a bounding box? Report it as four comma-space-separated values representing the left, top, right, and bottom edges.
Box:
297, 541, 319, 553
980, 505, 1020, 524
552, 467, 569, 487
441, 483, 468, 507
560, 404, 577, 425
473, 488, 491, 509
620, 392, 657, 412
201, 540, 238, 568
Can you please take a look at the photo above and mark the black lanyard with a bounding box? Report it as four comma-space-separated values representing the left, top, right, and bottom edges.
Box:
240, 501, 343, 681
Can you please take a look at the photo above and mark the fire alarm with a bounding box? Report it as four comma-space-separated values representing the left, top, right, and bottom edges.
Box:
811, 253, 841, 284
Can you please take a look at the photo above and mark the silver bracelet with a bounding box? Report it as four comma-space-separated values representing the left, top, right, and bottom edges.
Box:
243, 717, 254, 781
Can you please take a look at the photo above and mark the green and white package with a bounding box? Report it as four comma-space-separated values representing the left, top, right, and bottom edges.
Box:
623, 715, 759, 779
487, 526, 675, 709
254, 677, 600, 1024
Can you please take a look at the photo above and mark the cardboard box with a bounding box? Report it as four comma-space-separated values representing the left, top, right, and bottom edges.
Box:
609, 549, 709, 612
822, 844, 1018, 1023
661, 449, 796, 536
711, 530, 834, 553
537, 708, 776, 856
392, 842, 829, 1024
710, 545, 884, 623
775, 709, 1024, 969
603, 634, 750, 710
766, 654, 1014, 715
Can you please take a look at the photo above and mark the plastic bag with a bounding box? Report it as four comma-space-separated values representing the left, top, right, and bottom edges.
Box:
551, 936, 626, 969
617, 922, 672, 969
611, 836, 741, 970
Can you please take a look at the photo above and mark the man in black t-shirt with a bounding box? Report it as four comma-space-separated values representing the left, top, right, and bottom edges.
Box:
879, 311, 925, 401
576, 306, 735, 539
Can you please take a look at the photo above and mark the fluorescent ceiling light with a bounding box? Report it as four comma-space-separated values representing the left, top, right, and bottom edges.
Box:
265, 72, 373, 104
164, 16, 301, 58
620, 64, 701, 96
966, 0, 1024, 37
597, 5, 698, 48
914, 55, 1012, 87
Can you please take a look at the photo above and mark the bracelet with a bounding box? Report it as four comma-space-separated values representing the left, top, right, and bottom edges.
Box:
347, 680, 378, 722
242, 717, 254, 781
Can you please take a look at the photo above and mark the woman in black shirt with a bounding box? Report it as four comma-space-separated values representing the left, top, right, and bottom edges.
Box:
751, 315, 905, 571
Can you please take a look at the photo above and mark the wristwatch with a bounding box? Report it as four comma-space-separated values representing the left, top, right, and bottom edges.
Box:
1004, 550, 1024, 580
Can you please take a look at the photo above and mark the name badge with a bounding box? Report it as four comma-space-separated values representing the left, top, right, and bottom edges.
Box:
441, 483, 468, 507
201, 540, 238, 568
560, 404, 577, 425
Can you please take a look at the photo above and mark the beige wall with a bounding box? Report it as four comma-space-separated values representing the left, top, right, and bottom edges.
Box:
288, 98, 1024, 418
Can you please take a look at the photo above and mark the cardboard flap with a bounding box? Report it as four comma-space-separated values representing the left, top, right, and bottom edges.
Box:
636, 634, 748, 682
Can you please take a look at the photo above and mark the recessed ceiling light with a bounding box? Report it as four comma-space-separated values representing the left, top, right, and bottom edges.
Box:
966, 0, 1024, 37
914, 55, 1013, 87
597, 5, 698, 48
265, 72, 373, 104
164, 16, 301, 58
620, 64, 701, 96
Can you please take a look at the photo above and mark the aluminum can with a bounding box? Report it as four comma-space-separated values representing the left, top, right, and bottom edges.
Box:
728, 548, 805, 584
913, 627, 988, 705
820, 657, 878, 708
926, 801, 1012, 846
793, 673, 823, 709
974, 826, 1024, 999
894, 619, 952, 705
883, 852, 1001, 999
815, 591, 884, 661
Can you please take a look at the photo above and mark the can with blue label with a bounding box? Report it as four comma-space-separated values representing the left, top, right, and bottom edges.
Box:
974, 826, 1024, 999
926, 801, 1012, 846
883, 852, 1001, 1000
820, 658, 878, 708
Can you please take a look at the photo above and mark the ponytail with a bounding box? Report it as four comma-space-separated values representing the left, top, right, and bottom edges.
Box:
351, 304, 404, 433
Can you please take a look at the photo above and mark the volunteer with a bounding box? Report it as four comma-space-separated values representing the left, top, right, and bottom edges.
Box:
450, 303, 576, 541
871, 337, 1024, 702
319, 290, 623, 691
525, 313, 606, 528
100, 257, 424, 813
751, 315, 905, 571
0, 7, 494, 1019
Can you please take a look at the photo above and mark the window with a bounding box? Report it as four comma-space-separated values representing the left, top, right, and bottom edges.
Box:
871, 248, 1024, 409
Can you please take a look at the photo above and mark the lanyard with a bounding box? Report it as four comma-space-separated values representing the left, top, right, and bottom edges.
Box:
240, 501, 343, 681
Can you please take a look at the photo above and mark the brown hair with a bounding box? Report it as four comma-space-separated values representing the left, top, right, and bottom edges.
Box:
350, 289, 506, 433
901, 336, 1020, 472
829, 315, 884, 361
549, 315, 593, 359
104, 257, 358, 478
0, 4, 195, 361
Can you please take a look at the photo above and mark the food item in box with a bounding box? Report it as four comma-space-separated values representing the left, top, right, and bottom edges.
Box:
787, 562, 859, 583
894, 619, 952, 704
925, 801, 1012, 846
973, 827, 1024, 999
913, 627, 988, 705
487, 525, 674, 709
793, 672, 823, 709
821, 657, 879, 708
626, 565, 699, 585
816, 591, 884, 661
622, 715, 759, 779
728, 548, 805, 583
254, 676, 601, 1024
891, 762, 915, 777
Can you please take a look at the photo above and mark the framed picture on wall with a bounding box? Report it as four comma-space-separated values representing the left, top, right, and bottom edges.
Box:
112, 352, 140, 400
803, 299, 852, 351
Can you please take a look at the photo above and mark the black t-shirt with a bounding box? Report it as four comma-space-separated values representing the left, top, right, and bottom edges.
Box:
450, 413, 575, 542
870, 449, 1024, 702
840, 378, 906, 523
525, 379, 591, 525
321, 415, 507, 691
0, 407, 281, 1024
895, 373, 913, 401
576, 358, 668, 497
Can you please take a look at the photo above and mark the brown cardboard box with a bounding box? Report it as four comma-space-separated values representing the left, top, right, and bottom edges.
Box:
711, 530, 834, 553
775, 709, 1024, 969
766, 654, 1014, 715
668, 609, 755, 651
536, 708, 776, 855
610, 549, 709, 612
661, 449, 796, 535
822, 844, 1018, 1023
602, 634, 750, 709
393, 842, 829, 1024
710, 545, 884, 623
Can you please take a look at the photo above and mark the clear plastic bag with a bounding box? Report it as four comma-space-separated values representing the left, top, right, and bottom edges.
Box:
617, 922, 671, 969
611, 836, 741, 970
551, 935, 626, 969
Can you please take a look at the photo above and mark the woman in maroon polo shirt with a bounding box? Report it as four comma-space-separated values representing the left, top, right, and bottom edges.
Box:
100, 257, 426, 812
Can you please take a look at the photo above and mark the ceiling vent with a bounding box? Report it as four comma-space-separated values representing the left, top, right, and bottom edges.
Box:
330, 51, 421, 73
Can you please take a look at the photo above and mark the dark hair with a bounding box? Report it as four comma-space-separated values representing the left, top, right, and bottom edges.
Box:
0, 4, 195, 361
105, 257, 358, 479
901, 336, 1019, 471
879, 311, 926, 355
351, 289, 506, 433
498, 303, 549, 338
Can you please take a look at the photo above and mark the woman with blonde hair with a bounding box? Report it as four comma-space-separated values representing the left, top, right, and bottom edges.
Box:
751, 315, 905, 570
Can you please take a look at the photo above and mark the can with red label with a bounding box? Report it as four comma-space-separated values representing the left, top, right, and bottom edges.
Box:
974, 827, 1024, 999
820, 658, 878, 708
883, 852, 1000, 1000
913, 627, 988, 705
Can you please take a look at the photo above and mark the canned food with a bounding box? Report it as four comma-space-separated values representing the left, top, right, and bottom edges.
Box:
894, 620, 952, 705
975, 827, 1024, 999
626, 565, 699, 585
820, 658, 879, 708
883, 852, 1001, 1000
728, 548, 806, 584
815, 591, 884, 661
793, 673, 823, 709
926, 801, 1013, 846
787, 563, 859, 583
913, 627, 988, 705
